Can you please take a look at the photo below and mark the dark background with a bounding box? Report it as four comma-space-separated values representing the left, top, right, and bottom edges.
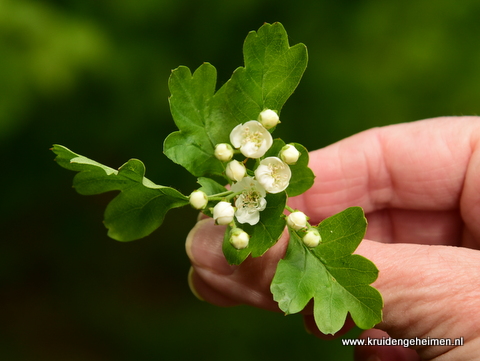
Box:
2, 0, 480, 360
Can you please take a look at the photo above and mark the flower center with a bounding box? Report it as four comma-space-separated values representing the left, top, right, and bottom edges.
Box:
241, 126, 263, 148
240, 188, 262, 210
268, 163, 288, 186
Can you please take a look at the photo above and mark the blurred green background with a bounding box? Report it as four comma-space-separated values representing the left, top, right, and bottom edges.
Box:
2, 0, 480, 360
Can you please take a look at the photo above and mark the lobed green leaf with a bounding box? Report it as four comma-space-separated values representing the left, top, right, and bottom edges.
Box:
164, 64, 226, 178
270, 207, 383, 334
52, 144, 189, 242
164, 22, 308, 178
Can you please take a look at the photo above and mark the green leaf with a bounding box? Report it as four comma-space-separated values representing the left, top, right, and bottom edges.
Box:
196, 177, 227, 195
222, 192, 287, 265
164, 22, 308, 178
213, 22, 308, 126
164, 64, 226, 178
270, 207, 383, 334
52, 144, 189, 242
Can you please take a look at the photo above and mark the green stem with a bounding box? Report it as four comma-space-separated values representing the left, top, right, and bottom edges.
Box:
208, 190, 243, 202
224, 190, 243, 201
208, 190, 234, 198
285, 205, 295, 213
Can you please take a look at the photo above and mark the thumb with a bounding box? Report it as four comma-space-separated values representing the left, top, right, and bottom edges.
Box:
186, 218, 290, 312
350, 240, 480, 360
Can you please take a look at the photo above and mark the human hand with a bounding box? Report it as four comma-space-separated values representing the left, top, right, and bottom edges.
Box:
186, 117, 480, 360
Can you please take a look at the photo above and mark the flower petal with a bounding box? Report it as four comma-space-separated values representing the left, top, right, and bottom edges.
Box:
254, 157, 291, 193
229, 121, 273, 158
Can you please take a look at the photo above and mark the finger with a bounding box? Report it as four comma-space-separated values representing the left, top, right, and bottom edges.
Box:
291, 117, 477, 215
186, 218, 289, 312
353, 239, 480, 360
289, 117, 480, 245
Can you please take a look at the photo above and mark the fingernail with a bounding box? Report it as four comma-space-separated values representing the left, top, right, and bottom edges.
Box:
185, 219, 205, 264
184, 218, 235, 275
187, 266, 204, 301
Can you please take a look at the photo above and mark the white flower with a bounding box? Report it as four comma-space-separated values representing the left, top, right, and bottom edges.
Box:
280, 144, 300, 165
225, 160, 246, 182
230, 228, 250, 249
254, 157, 291, 193
214, 143, 234, 162
258, 109, 280, 129
189, 190, 208, 210
213, 201, 235, 225
231, 177, 267, 225
303, 228, 321, 247
229, 121, 273, 158
287, 211, 308, 230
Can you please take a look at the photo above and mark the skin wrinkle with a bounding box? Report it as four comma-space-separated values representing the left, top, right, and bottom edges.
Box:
367, 242, 480, 360
367, 127, 395, 210
189, 267, 239, 307
435, 338, 480, 361
196, 266, 279, 311
417, 294, 478, 360
380, 119, 468, 211
312, 122, 463, 244
360, 243, 433, 329
341, 119, 472, 245
411, 250, 459, 342
460, 124, 480, 247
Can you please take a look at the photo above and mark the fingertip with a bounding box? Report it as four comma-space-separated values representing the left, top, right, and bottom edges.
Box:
185, 217, 234, 275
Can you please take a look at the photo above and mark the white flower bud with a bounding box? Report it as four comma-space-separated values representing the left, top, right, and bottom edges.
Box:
230, 120, 273, 158
213, 201, 235, 225
254, 156, 291, 193
230, 228, 249, 249
189, 190, 208, 210
258, 109, 280, 129
286, 211, 308, 230
225, 160, 246, 182
280, 144, 300, 165
214, 143, 234, 162
303, 228, 321, 247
